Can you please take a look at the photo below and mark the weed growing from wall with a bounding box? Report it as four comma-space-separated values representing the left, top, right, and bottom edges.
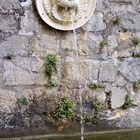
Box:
45, 54, 57, 77
113, 16, 120, 26
122, 94, 134, 109
88, 83, 102, 90
44, 54, 58, 87
100, 40, 108, 49
134, 81, 140, 92
133, 53, 140, 58
132, 38, 140, 46
47, 81, 58, 88
57, 98, 75, 119
93, 100, 108, 112
18, 96, 29, 105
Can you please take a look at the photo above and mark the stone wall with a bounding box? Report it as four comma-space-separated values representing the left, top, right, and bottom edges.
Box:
0, 0, 140, 134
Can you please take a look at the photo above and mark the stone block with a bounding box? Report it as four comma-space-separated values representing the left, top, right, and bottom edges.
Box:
111, 87, 127, 109
0, 88, 17, 113
99, 61, 117, 82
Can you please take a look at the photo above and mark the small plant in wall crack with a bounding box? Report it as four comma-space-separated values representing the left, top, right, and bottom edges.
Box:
4, 54, 13, 60
100, 40, 108, 49
134, 81, 140, 92
88, 83, 103, 90
117, 56, 125, 61
83, 114, 97, 124
132, 53, 140, 58
42, 98, 75, 126
57, 98, 75, 119
44, 54, 58, 88
113, 16, 121, 26
18, 96, 29, 105
92, 100, 108, 112
132, 38, 140, 46
122, 94, 134, 109
45, 54, 57, 78
47, 81, 58, 88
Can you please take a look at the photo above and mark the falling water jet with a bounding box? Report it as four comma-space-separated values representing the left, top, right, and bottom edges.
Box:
71, 15, 84, 140
79, 85, 84, 140
72, 28, 84, 140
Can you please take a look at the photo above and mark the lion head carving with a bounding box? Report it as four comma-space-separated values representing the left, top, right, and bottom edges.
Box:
57, 0, 80, 8
43, 0, 86, 24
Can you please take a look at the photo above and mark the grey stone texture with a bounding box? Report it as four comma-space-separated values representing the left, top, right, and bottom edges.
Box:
111, 87, 127, 109
0, 0, 140, 130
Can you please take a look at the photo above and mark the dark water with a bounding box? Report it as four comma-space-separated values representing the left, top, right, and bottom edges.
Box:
17, 129, 140, 140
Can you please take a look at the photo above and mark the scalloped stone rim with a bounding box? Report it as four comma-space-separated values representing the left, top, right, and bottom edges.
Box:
35, 0, 97, 31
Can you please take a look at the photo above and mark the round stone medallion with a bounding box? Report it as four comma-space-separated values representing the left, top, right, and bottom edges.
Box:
36, 0, 97, 31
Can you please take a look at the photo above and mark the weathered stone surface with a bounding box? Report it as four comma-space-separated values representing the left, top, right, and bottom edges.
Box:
115, 75, 127, 87
88, 34, 103, 55
82, 12, 106, 32
117, 49, 132, 58
19, 0, 32, 7
33, 34, 60, 55
0, 14, 19, 40
111, 87, 127, 109
132, 91, 140, 106
0, 0, 21, 9
108, 35, 118, 54
30, 56, 44, 72
93, 90, 106, 103
118, 59, 140, 82
0, 14, 18, 33
31, 115, 44, 128
0, 59, 3, 86
99, 61, 117, 82
117, 107, 140, 128
95, 0, 104, 12
3, 59, 34, 85
3, 57, 45, 86
118, 32, 132, 41
19, 9, 38, 36
135, 46, 140, 54
108, 35, 118, 49
0, 89, 17, 113
121, 12, 140, 31
64, 57, 100, 85
0, 35, 29, 57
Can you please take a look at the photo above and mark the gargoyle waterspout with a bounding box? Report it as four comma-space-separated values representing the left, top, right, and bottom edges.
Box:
57, 0, 80, 8
36, 0, 97, 30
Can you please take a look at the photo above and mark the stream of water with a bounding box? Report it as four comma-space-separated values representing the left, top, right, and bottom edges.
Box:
72, 22, 84, 140
32, 129, 140, 140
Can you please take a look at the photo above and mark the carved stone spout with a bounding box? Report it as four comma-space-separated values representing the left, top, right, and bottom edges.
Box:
36, 0, 97, 30
57, 0, 80, 8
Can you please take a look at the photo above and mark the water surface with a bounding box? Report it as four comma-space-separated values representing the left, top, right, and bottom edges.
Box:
13, 129, 140, 140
